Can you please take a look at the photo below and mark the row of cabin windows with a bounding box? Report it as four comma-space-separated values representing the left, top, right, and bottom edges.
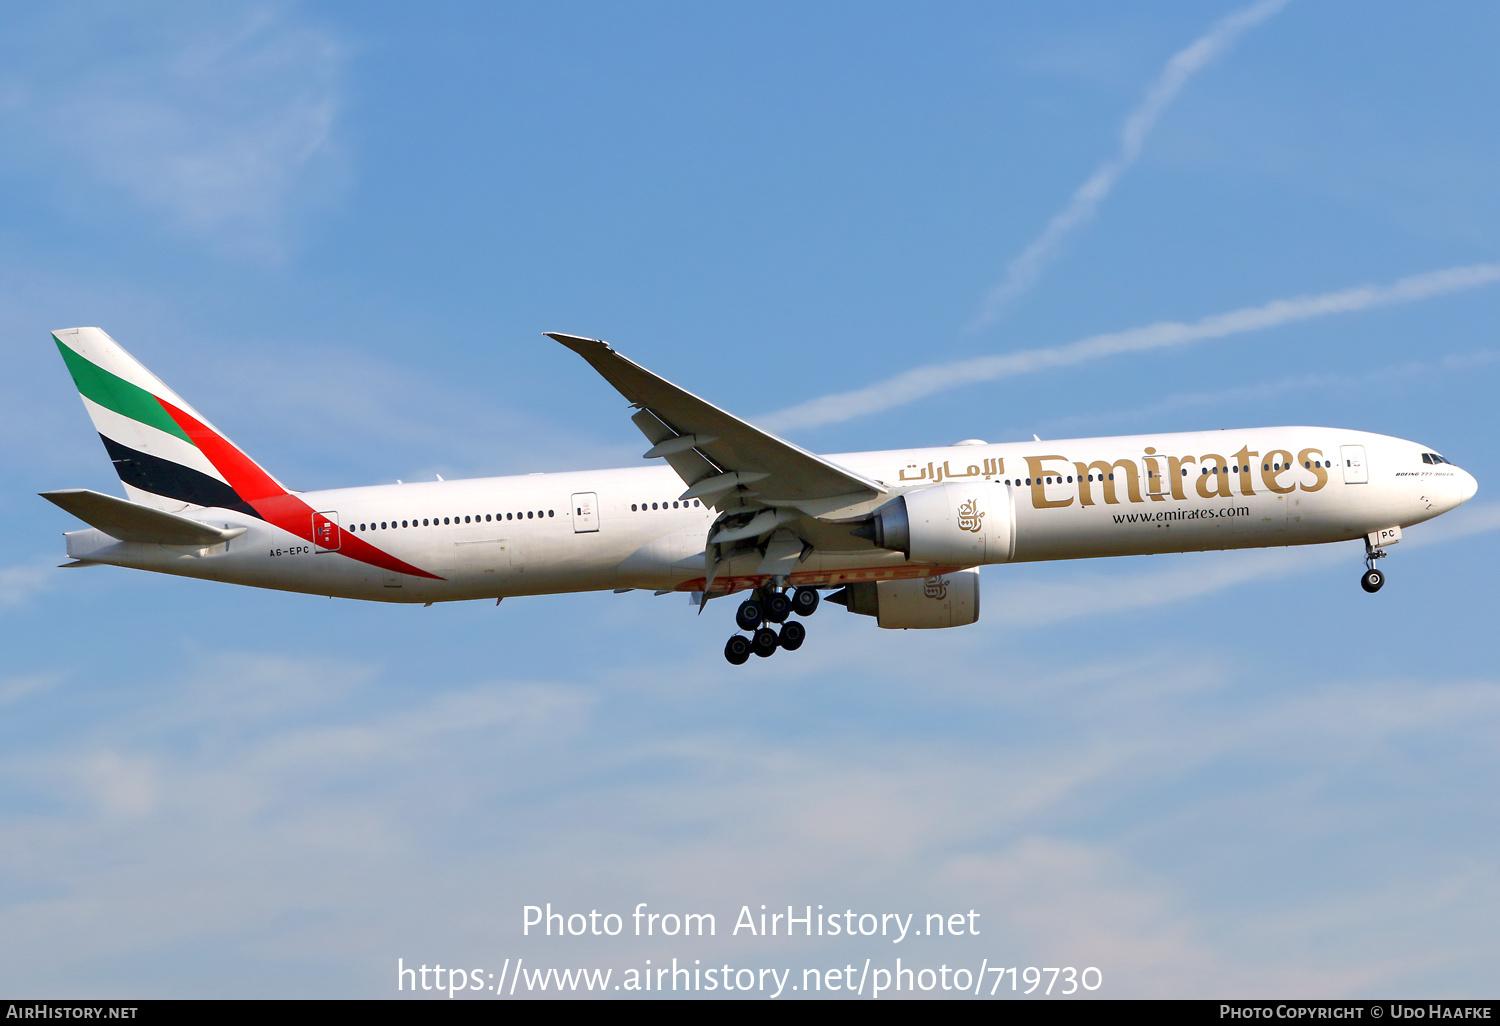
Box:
349, 510, 554, 533
1262, 460, 1330, 471
1000, 461, 1329, 487
631, 499, 702, 511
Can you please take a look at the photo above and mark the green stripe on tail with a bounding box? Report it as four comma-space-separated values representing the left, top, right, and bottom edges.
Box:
53, 335, 195, 445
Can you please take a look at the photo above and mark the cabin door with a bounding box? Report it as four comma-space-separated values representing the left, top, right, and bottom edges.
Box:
1340, 445, 1368, 484
313, 511, 340, 552
571, 492, 599, 533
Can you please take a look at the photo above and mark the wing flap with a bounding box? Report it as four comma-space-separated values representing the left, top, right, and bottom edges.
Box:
41, 489, 247, 545
630, 407, 720, 486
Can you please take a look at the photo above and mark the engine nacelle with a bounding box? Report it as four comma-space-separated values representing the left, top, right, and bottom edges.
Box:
833, 569, 980, 629
864, 483, 1013, 565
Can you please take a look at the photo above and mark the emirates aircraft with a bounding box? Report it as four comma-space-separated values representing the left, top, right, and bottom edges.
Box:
44, 327, 1478, 665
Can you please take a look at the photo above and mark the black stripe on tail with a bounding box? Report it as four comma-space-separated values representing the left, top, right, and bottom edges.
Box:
99, 435, 260, 518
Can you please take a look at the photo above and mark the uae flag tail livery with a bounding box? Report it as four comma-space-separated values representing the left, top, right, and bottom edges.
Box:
48, 327, 436, 581
53, 327, 287, 517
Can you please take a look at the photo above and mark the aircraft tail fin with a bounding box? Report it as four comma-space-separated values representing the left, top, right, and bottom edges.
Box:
51, 328, 289, 517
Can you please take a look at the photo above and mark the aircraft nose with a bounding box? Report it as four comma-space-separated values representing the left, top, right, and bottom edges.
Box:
1458, 468, 1478, 504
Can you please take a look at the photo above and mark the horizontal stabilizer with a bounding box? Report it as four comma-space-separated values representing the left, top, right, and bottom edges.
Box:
40, 489, 248, 545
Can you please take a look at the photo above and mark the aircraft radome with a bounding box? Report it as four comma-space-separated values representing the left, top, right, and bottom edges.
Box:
43, 328, 1478, 665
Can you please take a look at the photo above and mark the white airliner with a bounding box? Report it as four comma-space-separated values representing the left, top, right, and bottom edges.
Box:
44, 327, 1478, 664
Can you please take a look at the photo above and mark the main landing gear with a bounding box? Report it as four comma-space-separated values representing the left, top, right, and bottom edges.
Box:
723, 585, 819, 665
1361, 539, 1387, 594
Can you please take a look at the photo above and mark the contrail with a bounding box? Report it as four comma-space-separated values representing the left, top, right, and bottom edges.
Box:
761, 262, 1500, 433
968, 0, 1292, 331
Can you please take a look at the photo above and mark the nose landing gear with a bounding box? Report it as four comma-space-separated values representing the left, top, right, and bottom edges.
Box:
1361, 537, 1388, 593
724, 585, 820, 664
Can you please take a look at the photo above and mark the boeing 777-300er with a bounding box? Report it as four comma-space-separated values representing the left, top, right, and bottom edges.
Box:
43, 327, 1478, 664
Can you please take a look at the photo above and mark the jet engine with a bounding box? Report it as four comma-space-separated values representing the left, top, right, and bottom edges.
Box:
859, 483, 1013, 565
829, 569, 980, 629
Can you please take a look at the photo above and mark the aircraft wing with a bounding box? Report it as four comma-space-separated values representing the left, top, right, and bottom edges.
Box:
548, 334, 886, 514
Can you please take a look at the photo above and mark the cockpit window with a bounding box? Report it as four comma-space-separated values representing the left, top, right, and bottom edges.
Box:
1422, 452, 1449, 465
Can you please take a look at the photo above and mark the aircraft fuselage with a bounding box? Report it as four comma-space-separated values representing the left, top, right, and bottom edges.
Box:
62, 426, 1477, 604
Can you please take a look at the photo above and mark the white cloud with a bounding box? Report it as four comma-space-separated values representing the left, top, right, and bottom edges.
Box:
204, 344, 643, 484
763, 263, 1500, 433
969, 0, 1292, 330
0, 636, 1496, 995
0, 560, 55, 610
1034, 350, 1499, 437
0, 673, 62, 708
0, 3, 345, 255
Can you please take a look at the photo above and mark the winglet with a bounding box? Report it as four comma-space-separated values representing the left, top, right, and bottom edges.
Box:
547, 332, 614, 356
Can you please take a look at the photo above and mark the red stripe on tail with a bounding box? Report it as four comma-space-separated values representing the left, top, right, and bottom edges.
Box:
158, 399, 444, 581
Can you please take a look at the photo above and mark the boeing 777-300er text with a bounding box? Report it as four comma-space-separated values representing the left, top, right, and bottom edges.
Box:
43, 328, 1478, 664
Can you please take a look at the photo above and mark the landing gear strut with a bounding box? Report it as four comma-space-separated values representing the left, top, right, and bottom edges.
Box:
723, 585, 821, 664
1361, 539, 1387, 593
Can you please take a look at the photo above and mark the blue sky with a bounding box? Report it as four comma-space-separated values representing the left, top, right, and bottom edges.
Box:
2, 0, 1498, 998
